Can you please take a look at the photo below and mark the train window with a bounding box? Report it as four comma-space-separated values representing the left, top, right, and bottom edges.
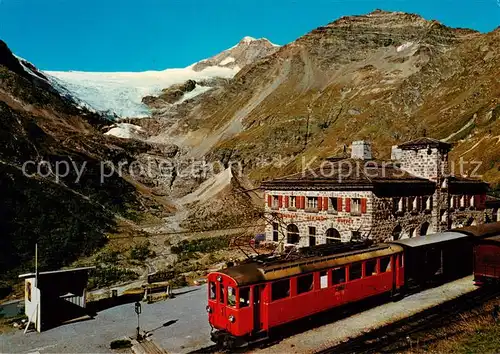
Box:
400, 254, 404, 267
272, 279, 290, 301
209, 282, 216, 300
228, 287, 236, 307
239, 287, 250, 308
332, 267, 346, 284
365, 259, 377, 276
380, 257, 392, 272
219, 284, 225, 304
320, 271, 328, 289
349, 263, 362, 281
297, 274, 314, 294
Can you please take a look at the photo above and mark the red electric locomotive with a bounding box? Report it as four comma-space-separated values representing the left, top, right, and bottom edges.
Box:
473, 235, 500, 285
206, 243, 404, 346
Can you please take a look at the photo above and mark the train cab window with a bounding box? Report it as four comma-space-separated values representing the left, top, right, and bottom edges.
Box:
219, 284, 225, 304
209, 282, 216, 300
297, 274, 314, 294
320, 271, 328, 289
380, 257, 392, 272
349, 263, 362, 281
365, 259, 377, 277
228, 287, 236, 307
400, 254, 404, 267
239, 287, 250, 308
332, 267, 346, 284
272, 279, 290, 301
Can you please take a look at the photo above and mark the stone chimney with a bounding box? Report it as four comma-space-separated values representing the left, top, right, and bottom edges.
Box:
351, 141, 372, 160
391, 145, 403, 161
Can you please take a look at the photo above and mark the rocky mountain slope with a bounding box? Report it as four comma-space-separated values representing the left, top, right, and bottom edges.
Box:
0, 40, 183, 282
144, 10, 500, 186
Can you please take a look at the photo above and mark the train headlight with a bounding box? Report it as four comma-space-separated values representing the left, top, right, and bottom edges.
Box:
228, 315, 235, 323
217, 275, 222, 282
206, 305, 212, 313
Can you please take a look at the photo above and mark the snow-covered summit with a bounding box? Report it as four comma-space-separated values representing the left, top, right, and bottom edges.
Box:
40, 36, 279, 119
191, 36, 280, 72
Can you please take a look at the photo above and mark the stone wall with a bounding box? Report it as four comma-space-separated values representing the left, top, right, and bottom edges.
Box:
264, 190, 373, 246
371, 195, 434, 242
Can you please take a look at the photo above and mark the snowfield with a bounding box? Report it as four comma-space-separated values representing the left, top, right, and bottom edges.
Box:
44, 65, 239, 118
104, 123, 146, 139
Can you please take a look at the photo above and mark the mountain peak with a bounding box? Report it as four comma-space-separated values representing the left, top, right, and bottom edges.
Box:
191, 36, 280, 72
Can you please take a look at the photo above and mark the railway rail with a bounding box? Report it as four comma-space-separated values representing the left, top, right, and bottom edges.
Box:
317, 286, 500, 354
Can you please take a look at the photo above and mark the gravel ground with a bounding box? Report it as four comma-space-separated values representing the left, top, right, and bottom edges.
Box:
0, 286, 212, 354
253, 276, 476, 354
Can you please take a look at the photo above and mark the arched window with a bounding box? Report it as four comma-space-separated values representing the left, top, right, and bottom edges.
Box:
325, 228, 341, 244
420, 222, 430, 236
392, 225, 402, 240
287, 224, 300, 245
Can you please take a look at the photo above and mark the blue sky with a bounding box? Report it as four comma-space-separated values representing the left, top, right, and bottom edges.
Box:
0, 0, 498, 72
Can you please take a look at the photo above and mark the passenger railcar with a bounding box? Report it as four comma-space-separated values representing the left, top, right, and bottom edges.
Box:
388, 231, 473, 289
206, 223, 500, 346
206, 243, 404, 346
473, 235, 500, 285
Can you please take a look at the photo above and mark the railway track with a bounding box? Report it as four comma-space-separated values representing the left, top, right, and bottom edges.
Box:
317, 287, 500, 354
190, 286, 499, 354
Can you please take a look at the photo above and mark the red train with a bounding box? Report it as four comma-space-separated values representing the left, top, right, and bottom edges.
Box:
206, 223, 500, 347
474, 235, 500, 285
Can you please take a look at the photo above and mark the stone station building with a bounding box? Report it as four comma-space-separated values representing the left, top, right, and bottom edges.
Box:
262, 138, 488, 246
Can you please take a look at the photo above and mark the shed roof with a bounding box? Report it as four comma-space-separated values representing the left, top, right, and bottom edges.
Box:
388, 232, 468, 248
19, 266, 95, 279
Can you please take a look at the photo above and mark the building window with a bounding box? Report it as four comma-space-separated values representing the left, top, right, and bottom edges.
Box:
297, 274, 314, 294
307, 197, 318, 209
351, 198, 362, 214
272, 222, 279, 242
272, 195, 279, 208
425, 196, 432, 210
290, 196, 297, 208
287, 224, 300, 244
308, 226, 316, 247
271, 279, 290, 301
329, 197, 339, 212
392, 225, 402, 240
393, 197, 404, 213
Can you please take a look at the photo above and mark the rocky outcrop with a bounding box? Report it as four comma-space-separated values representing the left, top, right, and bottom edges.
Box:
145, 11, 500, 187
142, 79, 197, 107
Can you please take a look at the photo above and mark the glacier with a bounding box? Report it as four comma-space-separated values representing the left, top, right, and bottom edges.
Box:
44, 65, 239, 118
